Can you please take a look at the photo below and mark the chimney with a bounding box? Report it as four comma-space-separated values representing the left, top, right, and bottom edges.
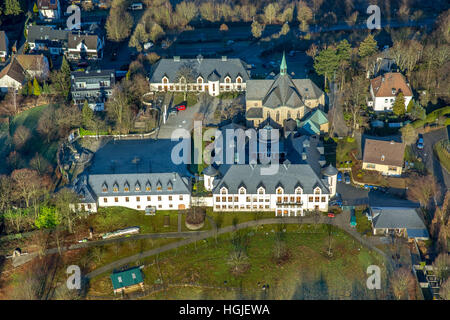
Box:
301, 153, 307, 160
197, 54, 203, 64
221, 56, 227, 61
172, 172, 177, 181
173, 56, 180, 62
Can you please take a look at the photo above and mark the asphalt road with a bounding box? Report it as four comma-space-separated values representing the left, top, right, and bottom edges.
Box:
413, 127, 450, 199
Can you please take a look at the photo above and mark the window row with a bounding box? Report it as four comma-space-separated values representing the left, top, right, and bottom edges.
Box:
103, 195, 184, 203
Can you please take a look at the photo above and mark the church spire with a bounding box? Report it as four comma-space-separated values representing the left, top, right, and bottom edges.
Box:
280, 51, 287, 75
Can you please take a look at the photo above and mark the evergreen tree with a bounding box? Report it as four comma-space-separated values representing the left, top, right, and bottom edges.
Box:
392, 92, 406, 116
33, 2, 38, 13
4, 0, 22, 16
314, 48, 339, 88
27, 80, 33, 95
358, 34, 378, 72
33, 78, 41, 96
82, 101, 94, 130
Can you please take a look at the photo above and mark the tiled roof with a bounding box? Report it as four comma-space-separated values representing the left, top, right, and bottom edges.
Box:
149, 57, 250, 83
363, 138, 405, 167
0, 58, 25, 84
68, 33, 99, 50
370, 72, 412, 97
38, 0, 59, 9
15, 54, 47, 71
213, 163, 329, 195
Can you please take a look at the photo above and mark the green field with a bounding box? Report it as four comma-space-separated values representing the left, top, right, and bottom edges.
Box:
434, 139, 450, 173
88, 224, 387, 299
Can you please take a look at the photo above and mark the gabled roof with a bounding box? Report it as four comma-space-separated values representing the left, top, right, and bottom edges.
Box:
262, 73, 305, 109
363, 138, 405, 167
149, 57, 250, 83
15, 54, 48, 72
27, 25, 68, 44
0, 31, 8, 52
370, 72, 412, 97
68, 33, 99, 50
297, 109, 328, 135
0, 57, 25, 84
110, 267, 143, 290
213, 163, 330, 195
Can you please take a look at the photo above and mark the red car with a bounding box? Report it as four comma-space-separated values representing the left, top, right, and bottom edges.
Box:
327, 213, 335, 218
176, 104, 186, 111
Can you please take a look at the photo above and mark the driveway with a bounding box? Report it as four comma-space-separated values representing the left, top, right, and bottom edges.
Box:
413, 127, 450, 199
336, 182, 369, 206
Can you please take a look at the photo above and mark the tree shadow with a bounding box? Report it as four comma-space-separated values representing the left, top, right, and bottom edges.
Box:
292, 273, 329, 300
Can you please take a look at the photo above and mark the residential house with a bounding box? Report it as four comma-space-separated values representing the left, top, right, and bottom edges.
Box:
362, 138, 405, 176
67, 32, 104, 60
110, 267, 144, 295
370, 206, 429, 240
70, 69, 115, 111
369, 72, 413, 112
246, 53, 324, 128
297, 108, 329, 135
15, 54, 50, 80
37, 0, 61, 20
149, 55, 250, 96
0, 54, 49, 92
27, 25, 103, 59
0, 58, 25, 92
0, 31, 9, 61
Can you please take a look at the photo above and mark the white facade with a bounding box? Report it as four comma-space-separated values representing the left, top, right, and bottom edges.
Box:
0, 75, 22, 92
97, 194, 191, 211
212, 185, 328, 216
150, 75, 246, 97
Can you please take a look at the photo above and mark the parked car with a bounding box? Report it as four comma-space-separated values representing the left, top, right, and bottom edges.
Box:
176, 104, 186, 111
417, 136, 424, 150
327, 213, 335, 218
337, 172, 343, 182
344, 173, 350, 184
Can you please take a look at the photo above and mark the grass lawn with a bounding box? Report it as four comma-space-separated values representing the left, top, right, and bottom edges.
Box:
336, 137, 358, 168
88, 224, 388, 299
207, 208, 275, 229
88, 207, 211, 234
173, 92, 198, 107
434, 139, 450, 173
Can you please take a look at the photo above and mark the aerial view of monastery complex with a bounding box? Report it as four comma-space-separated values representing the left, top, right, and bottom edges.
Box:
0, 0, 448, 304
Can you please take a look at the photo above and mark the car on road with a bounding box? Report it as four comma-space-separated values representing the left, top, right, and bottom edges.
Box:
417, 136, 424, 149
344, 173, 350, 184
337, 172, 343, 182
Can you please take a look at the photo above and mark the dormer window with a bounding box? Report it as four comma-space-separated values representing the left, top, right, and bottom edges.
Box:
102, 182, 108, 193
225, 76, 231, 84
276, 187, 283, 194
220, 187, 227, 194
239, 187, 246, 194
197, 76, 203, 84
236, 76, 242, 84
113, 182, 119, 192
124, 182, 130, 192
391, 88, 396, 95
156, 181, 162, 191
145, 181, 151, 191
295, 187, 303, 194
381, 155, 385, 161
257, 187, 265, 195
162, 77, 168, 84
314, 187, 321, 195
135, 182, 141, 192
179, 76, 186, 84
167, 181, 173, 191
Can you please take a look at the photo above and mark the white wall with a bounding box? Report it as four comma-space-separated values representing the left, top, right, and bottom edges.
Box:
373, 95, 412, 112
98, 194, 191, 211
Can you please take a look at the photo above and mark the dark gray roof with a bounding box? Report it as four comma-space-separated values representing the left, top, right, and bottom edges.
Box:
207, 70, 220, 81
371, 207, 427, 230
202, 165, 219, 176
87, 139, 190, 177
246, 76, 323, 109
150, 57, 250, 83
71, 175, 97, 203
0, 31, 8, 52
68, 33, 100, 50
27, 25, 68, 44
213, 163, 330, 195
246, 107, 263, 119
71, 69, 115, 85
322, 164, 338, 176
88, 172, 191, 196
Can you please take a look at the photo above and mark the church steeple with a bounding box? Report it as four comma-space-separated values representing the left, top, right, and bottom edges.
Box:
280, 51, 287, 76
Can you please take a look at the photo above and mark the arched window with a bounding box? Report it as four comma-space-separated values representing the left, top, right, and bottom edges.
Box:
220, 187, 228, 194
276, 187, 283, 194
258, 187, 265, 195
197, 76, 203, 84
225, 76, 231, 83
162, 77, 168, 84
102, 182, 108, 193
314, 187, 321, 194
124, 182, 130, 192
239, 187, 246, 194
295, 187, 303, 194
236, 77, 242, 83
